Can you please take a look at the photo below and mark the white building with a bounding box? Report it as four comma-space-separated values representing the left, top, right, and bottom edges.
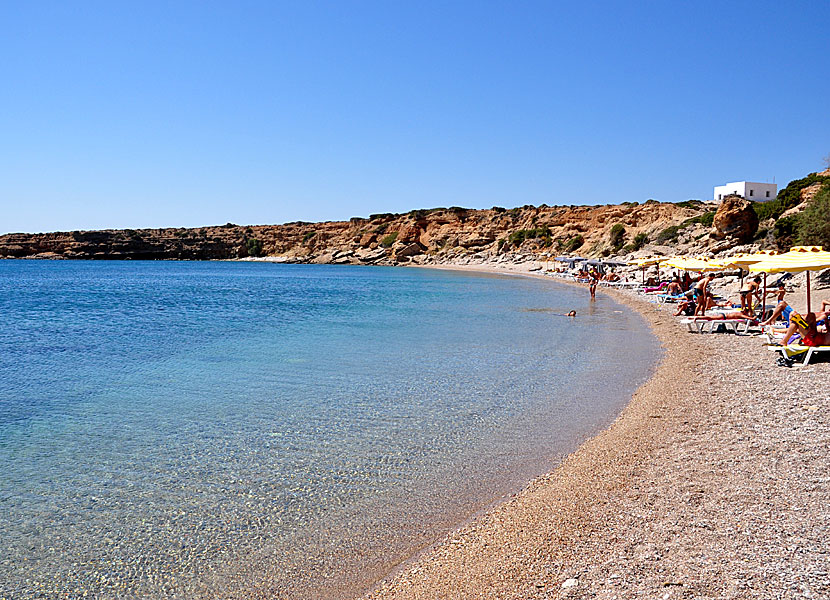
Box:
714, 181, 777, 202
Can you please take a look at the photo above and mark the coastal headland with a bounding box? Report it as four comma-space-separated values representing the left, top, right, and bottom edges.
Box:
354, 268, 830, 600
356, 265, 828, 599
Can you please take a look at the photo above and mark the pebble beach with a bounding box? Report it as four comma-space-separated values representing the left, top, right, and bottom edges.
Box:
359, 264, 829, 599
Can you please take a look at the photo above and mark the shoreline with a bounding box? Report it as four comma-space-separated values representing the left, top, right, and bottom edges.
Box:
358, 263, 828, 599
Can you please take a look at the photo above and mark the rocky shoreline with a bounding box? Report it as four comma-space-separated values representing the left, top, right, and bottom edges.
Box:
356, 264, 829, 600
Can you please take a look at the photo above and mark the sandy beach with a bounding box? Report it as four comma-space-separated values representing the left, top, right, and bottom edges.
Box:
358, 264, 829, 599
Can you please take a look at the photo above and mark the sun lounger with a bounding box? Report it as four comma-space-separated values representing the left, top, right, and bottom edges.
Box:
771, 344, 830, 367
606, 281, 641, 289
680, 318, 758, 335
656, 293, 685, 304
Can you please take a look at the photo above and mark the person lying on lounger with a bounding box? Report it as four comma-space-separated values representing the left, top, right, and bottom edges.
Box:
779, 312, 830, 347
690, 309, 757, 322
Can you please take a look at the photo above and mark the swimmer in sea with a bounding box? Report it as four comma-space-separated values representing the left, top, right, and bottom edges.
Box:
566, 310, 577, 317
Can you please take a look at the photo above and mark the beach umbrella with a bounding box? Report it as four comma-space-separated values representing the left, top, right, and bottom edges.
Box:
714, 251, 780, 312
663, 256, 720, 272
748, 246, 830, 313
627, 256, 668, 284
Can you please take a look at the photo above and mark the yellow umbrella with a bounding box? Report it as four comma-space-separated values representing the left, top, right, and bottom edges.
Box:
749, 246, 830, 313
712, 250, 780, 269
664, 256, 721, 272
711, 250, 782, 310
627, 256, 668, 284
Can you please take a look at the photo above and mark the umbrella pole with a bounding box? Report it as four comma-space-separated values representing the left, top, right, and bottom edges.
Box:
763, 273, 767, 319
807, 271, 811, 314
642, 266, 645, 285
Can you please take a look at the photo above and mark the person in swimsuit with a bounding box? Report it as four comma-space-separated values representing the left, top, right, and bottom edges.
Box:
739, 276, 762, 312
588, 269, 599, 299
693, 274, 714, 316
779, 312, 829, 347
761, 300, 794, 326
690, 309, 757, 323
665, 277, 683, 296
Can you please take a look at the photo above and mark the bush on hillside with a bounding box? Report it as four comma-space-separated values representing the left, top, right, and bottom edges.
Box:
380, 232, 398, 247
796, 185, 830, 248
565, 235, 584, 252
609, 223, 625, 250
656, 225, 681, 244
753, 172, 830, 222
632, 232, 648, 250
508, 227, 552, 247
773, 216, 799, 249
682, 211, 715, 227
246, 238, 263, 257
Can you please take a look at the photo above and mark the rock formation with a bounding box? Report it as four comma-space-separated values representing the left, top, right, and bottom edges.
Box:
0, 201, 719, 263
712, 195, 759, 244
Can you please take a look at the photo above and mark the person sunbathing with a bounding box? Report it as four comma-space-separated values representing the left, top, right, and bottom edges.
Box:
690, 309, 757, 322
779, 312, 830, 347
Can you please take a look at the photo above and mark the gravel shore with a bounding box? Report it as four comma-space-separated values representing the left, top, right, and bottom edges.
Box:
359, 266, 829, 599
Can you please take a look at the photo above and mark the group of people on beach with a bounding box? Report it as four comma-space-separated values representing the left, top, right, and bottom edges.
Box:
567, 265, 829, 361
650, 270, 830, 350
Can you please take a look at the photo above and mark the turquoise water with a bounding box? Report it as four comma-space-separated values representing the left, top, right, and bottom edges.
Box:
0, 261, 659, 599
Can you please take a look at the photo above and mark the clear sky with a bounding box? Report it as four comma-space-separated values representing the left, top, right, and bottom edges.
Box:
1, 1, 828, 234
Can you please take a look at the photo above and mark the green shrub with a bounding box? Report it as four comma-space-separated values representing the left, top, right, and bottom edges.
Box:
774, 216, 799, 248
381, 232, 398, 247
644, 199, 658, 204
754, 172, 830, 222
632, 232, 648, 250
656, 225, 681, 244
609, 223, 626, 250
246, 238, 263, 257
508, 227, 552, 247
565, 235, 584, 252
796, 184, 830, 248
373, 223, 388, 234
675, 200, 703, 208
303, 231, 317, 243
682, 211, 715, 227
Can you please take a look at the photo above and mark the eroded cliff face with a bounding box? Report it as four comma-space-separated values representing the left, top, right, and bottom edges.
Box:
0, 201, 716, 264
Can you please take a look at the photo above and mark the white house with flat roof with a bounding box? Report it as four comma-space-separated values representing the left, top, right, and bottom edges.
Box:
714, 181, 777, 202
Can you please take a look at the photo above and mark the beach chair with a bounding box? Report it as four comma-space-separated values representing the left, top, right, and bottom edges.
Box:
656, 293, 685, 304
771, 344, 830, 367
680, 317, 758, 335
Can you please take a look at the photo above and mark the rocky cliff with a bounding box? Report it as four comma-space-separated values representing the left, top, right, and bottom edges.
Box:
0, 200, 725, 264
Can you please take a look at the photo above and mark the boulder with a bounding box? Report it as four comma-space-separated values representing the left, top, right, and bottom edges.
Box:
393, 242, 423, 260
396, 224, 422, 244
712, 195, 758, 243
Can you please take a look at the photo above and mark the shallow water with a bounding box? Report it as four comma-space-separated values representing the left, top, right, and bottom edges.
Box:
0, 261, 659, 598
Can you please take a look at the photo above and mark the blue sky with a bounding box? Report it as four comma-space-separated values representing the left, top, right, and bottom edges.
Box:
1, 1, 828, 233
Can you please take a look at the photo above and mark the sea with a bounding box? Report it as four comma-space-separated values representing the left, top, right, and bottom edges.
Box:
0, 261, 660, 599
